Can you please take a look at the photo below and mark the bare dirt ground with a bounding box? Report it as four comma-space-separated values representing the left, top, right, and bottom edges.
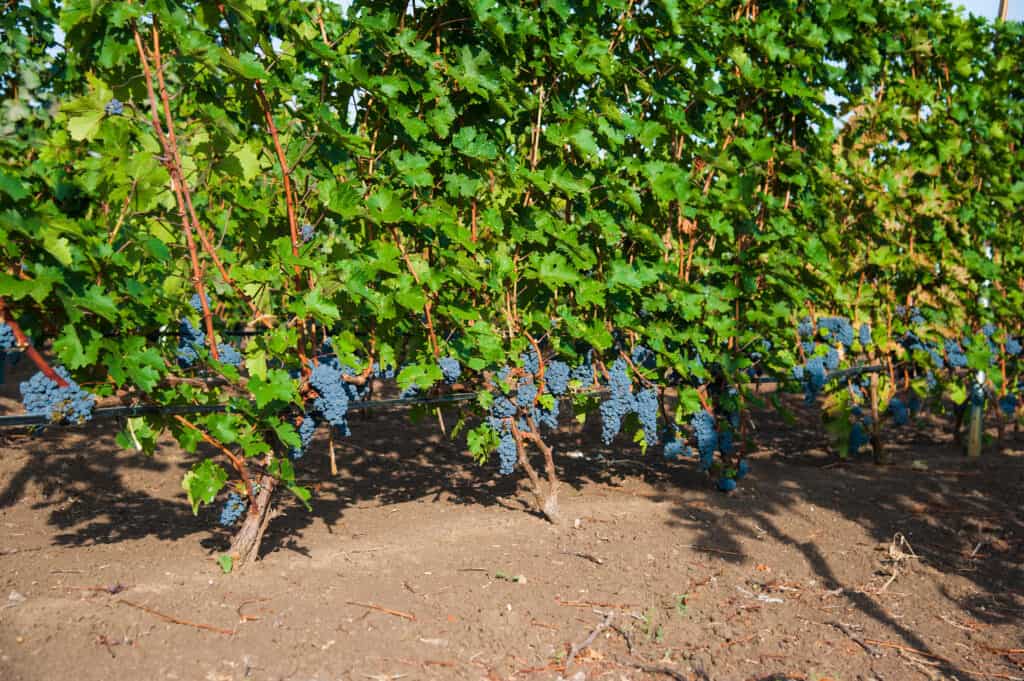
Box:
1, 367, 1022, 681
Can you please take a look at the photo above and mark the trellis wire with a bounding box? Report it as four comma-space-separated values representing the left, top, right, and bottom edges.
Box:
0, 392, 481, 429
0, 363, 897, 430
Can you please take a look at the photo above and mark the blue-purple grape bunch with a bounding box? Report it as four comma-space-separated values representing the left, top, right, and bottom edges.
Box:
309, 362, 351, 434
20, 366, 96, 424
219, 493, 247, 526
290, 413, 317, 459
887, 396, 909, 426
818, 316, 854, 349
0, 322, 14, 352
176, 318, 206, 367
439, 356, 461, 384
484, 352, 572, 475
690, 410, 718, 471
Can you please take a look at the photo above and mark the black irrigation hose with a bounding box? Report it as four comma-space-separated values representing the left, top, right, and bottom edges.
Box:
0, 393, 481, 429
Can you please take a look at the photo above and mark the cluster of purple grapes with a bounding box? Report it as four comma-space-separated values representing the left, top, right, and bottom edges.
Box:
104, 98, 123, 116
439, 356, 461, 384
290, 413, 317, 460
219, 492, 247, 526
0, 322, 14, 351
792, 356, 827, 405
19, 367, 96, 424
483, 352, 573, 474
716, 460, 749, 492
689, 410, 718, 470
300, 224, 315, 243
849, 418, 871, 456
176, 318, 206, 367
570, 350, 595, 386
817, 317, 854, 349
598, 357, 658, 446
309, 362, 351, 433
887, 396, 909, 426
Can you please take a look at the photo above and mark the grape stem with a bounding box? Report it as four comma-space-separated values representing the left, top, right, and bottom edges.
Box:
618, 349, 656, 389
0, 300, 69, 387
389, 226, 441, 357
253, 80, 313, 378
525, 333, 546, 405
144, 20, 274, 332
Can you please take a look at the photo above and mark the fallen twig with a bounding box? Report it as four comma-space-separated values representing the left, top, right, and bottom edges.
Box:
565, 610, 614, 672
618, 658, 688, 680
680, 544, 744, 557
609, 622, 635, 655
346, 601, 416, 621
828, 621, 881, 656
562, 550, 604, 565
556, 597, 638, 609
236, 597, 270, 623
61, 583, 129, 595
118, 599, 235, 635
863, 639, 951, 663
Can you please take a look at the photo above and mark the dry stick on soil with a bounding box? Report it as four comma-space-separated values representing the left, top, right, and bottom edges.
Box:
118, 600, 234, 635
565, 610, 614, 672
828, 621, 881, 656
345, 601, 416, 621
680, 544, 743, 557
863, 639, 953, 664
556, 597, 640, 610
619, 659, 688, 681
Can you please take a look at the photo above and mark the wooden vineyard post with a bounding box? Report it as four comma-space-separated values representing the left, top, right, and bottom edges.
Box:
869, 372, 890, 465
965, 372, 984, 459
328, 427, 339, 477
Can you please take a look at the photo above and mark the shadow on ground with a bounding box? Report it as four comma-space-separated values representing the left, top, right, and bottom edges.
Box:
2, 367, 1022, 681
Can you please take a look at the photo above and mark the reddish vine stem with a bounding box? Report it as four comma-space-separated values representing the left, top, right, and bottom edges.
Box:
132, 22, 219, 361
0, 300, 69, 387
389, 226, 441, 358
618, 349, 656, 389
525, 333, 546, 405
252, 81, 313, 375
149, 25, 265, 328
173, 415, 256, 511
470, 198, 478, 243
253, 82, 302, 270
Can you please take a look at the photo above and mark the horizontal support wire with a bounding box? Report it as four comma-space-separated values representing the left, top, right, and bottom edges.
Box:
0, 392, 481, 429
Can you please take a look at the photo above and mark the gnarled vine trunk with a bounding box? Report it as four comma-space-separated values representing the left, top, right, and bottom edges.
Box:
229, 474, 278, 569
